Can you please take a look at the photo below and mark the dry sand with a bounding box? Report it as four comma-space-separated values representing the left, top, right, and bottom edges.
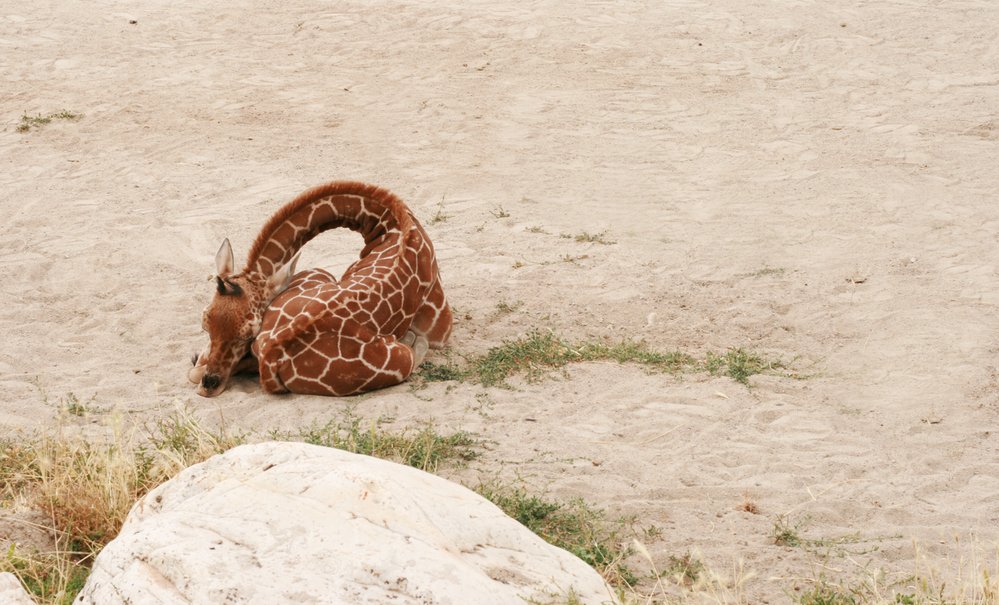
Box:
2, 0, 999, 600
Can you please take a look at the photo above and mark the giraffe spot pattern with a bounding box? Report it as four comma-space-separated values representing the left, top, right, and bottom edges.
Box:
199, 181, 453, 397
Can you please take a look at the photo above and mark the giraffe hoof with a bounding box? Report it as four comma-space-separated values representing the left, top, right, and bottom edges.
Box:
411, 334, 429, 367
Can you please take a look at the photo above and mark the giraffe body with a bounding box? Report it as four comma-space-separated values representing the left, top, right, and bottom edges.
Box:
189, 181, 452, 397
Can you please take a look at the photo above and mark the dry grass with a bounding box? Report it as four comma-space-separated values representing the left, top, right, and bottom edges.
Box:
736, 492, 761, 515
787, 540, 999, 605
2, 409, 997, 605
0, 407, 243, 603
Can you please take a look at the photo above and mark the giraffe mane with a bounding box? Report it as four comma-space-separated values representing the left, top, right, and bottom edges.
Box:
244, 180, 415, 275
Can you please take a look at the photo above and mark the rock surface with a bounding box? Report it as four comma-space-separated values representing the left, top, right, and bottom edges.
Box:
0, 572, 35, 605
75, 442, 617, 605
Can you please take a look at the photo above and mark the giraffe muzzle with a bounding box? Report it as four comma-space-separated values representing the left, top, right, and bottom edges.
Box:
198, 373, 226, 397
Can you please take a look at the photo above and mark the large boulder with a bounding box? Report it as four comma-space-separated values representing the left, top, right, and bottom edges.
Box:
75, 442, 618, 605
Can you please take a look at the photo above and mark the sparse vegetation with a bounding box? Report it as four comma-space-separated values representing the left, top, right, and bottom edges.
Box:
665, 552, 706, 586
3, 546, 88, 605
738, 492, 761, 514
0, 408, 244, 604
2, 406, 997, 605
774, 514, 807, 547
490, 205, 510, 218
561, 253, 589, 264
415, 360, 465, 383
771, 514, 902, 557
705, 348, 786, 385
428, 194, 449, 225
475, 483, 637, 586
573, 231, 616, 245
797, 579, 860, 605
494, 300, 523, 315
282, 414, 480, 472
16, 111, 83, 133
57, 393, 107, 419
418, 330, 787, 388
749, 266, 786, 278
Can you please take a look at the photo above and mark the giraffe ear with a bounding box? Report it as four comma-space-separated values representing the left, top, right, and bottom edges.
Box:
215, 238, 235, 277
266, 252, 300, 296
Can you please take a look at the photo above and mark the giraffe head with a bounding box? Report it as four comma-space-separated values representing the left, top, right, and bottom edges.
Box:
190, 238, 298, 397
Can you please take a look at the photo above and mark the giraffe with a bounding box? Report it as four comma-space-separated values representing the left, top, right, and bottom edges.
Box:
188, 181, 453, 397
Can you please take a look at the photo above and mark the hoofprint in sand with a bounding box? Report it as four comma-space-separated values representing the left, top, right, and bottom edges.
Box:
2, 0, 998, 601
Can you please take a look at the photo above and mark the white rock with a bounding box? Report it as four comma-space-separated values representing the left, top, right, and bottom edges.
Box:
0, 572, 35, 605
75, 442, 618, 605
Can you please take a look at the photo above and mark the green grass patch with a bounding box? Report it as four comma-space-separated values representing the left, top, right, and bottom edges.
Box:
665, 551, 706, 586
706, 348, 786, 385
4, 545, 89, 605
284, 414, 479, 472
797, 581, 859, 605
418, 330, 786, 387
773, 514, 807, 547
475, 483, 638, 587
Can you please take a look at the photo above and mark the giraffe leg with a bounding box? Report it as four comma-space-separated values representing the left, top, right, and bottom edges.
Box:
233, 351, 259, 375
410, 277, 453, 349
257, 338, 291, 395
265, 331, 418, 396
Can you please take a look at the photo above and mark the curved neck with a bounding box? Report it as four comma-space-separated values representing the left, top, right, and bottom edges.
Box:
244, 181, 413, 277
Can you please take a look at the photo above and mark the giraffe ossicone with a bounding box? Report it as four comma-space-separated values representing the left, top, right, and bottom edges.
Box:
189, 181, 453, 397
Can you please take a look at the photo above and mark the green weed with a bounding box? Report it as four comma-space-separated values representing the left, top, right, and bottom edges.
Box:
418, 331, 784, 388
17, 111, 82, 133
475, 483, 637, 586
286, 414, 479, 472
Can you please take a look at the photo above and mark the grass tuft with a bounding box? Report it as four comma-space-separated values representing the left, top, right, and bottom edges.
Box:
773, 515, 806, 547
285, 414, 479, 472
706, 348, 786, 385
3, 545, 89, 605
416, 360, 465, 383
797, 580, 859, 605
418, 331, 785, 388
470, 330, 572, 386
475, 483, 637, 586
428, 194, 449, 225
16, 111, 83, 133
665, 552, 706, 586
573, 231, 616, 245
0, 407, 243, 603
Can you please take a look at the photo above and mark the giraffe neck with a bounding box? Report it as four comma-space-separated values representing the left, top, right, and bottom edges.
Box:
244, 181, 414, 278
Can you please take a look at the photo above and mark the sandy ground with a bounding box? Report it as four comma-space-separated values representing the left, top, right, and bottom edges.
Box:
2, 0, 999, 601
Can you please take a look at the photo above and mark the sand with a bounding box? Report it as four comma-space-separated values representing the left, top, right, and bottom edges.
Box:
2, 0, 998, 600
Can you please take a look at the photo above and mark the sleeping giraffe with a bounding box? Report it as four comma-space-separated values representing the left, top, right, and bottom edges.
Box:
189, 181, 452, 397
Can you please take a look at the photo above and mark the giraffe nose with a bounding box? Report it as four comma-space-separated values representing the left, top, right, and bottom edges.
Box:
201, 374, 222, 391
